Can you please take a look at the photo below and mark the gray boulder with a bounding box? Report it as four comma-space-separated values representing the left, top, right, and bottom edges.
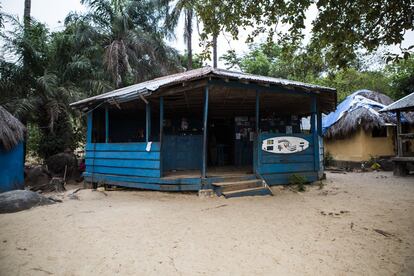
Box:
0, 190, 57, 214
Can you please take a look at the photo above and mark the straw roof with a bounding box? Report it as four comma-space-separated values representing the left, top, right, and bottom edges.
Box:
0, 106, 25, 151
324, 90, 398, 139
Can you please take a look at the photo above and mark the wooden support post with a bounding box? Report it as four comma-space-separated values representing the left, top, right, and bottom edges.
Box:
202, 85, 209, 178
317, 111, 322, 136
87, 111, 93, 143
146, 103, 151, 142
255, 90, 260, 173
396, 111, 402, 157
159, 97, 164, 142
256, 90, 260, 134
311, 96, 320, 172
105, 106, 109, 143
159, 97, 164, 177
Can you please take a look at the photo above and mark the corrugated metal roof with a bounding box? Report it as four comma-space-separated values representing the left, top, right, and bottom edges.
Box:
70, 66, 335, 108
380, 92, 414, 112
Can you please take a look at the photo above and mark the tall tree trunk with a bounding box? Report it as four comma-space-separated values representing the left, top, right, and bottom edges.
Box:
22, 0, 31, 164
185, 9, 193, 70
24, 0, 31, 29
212, 34, 218, 68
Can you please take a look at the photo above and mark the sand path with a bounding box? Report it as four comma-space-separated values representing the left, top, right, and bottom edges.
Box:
0, 172, 413, 275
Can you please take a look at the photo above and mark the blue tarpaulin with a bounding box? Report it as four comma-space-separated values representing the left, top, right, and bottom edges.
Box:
322, 90, 408, 135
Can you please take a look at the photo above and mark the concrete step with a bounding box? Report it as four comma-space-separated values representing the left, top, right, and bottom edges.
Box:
222, 187, 271, 198
212, 179, 263, 192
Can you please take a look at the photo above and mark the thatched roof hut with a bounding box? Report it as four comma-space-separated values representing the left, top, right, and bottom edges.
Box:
0, 106, 25, 151
323, 90, 410, 139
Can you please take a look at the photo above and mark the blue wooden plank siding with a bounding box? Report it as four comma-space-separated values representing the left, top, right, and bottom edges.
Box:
256, 133, 319, 185
85, 142, 162, 182
162, 135, 203, 171
0, 142, 24, 192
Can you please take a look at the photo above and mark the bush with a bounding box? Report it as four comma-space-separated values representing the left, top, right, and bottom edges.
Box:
26, 123, 42, 157
324, 151, 334, 167
288, 174, 307, 192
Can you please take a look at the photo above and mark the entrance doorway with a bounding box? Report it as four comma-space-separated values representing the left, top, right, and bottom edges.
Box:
207, 117, 254, 176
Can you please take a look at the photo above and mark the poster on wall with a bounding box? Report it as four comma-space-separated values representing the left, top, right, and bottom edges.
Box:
262, 136, 309, 154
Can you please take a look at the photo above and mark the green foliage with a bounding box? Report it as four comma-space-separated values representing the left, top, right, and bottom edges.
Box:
196, 0, 413, 68
222, 42, 396, 102
370, 162, 381, 171
316, 69, 394, 102
26, 123, 41, 156
221, 42, 325, 81
0, 0, 181, 159
386, 57, 414, 99
179, 52, 204, 69
288, 174, 307, 192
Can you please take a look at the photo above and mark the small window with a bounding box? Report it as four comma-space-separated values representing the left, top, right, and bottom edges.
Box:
372, 127, 387, 138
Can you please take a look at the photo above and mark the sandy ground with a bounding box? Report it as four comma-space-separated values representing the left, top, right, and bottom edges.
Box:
0, 172, 413, 276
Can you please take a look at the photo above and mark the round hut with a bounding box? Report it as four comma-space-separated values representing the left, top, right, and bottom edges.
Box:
323, 90, 412, 164
0, 106, 25, 192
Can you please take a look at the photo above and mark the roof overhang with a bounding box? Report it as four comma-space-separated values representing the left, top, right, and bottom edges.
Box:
70, 66, 337, 112
380, 92, 414, 113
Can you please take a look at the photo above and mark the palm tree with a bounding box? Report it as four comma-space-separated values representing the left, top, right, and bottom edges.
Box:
79, 0, 180, 88
212, 34, 217, 68
23, 0, 31, 28
165, 0, 195, 70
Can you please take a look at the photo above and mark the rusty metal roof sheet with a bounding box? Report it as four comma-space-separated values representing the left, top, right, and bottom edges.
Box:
70, 66, 335, 108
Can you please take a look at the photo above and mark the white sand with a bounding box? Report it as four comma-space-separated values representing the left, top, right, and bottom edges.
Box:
0, 171, 413, 275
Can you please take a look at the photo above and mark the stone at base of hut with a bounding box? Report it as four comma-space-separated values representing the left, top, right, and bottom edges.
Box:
0, 190, 57, 214
25, 166, 51, 190
198, 189, 216, 198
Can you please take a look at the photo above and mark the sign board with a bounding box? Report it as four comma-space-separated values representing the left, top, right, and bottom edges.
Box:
262, 136, 309, 154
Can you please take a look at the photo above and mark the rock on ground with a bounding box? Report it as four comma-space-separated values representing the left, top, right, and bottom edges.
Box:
0, 190, 56, 214
24, 166, 51, 190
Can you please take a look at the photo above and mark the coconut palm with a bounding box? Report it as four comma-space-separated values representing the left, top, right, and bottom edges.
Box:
165, 0, 196, 70
78, 0, 180, 88
24, 0, 31, 28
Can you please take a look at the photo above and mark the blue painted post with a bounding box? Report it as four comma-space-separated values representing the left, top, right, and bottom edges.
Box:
317, 112, 322, 136
87, 111, 93, 143
311, 96, 320, 172
202, 85, 209, 178
105, 106, 109, 143
159, 97, 164, 142
256, 90, 260, 134
159, 97, 164, 177
146, 103, 151, 142
254, 90, 260, 173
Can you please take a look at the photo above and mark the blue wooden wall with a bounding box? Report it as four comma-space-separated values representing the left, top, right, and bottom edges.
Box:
84, 142, 205, 191
162, 135, 202, 171
256, 133, 319, 185
85, 143, 161, 178
0, 142, 24, 192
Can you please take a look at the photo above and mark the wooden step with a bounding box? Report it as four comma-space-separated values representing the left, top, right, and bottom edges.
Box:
212, 179, 263, 192
222, 187, 271, 198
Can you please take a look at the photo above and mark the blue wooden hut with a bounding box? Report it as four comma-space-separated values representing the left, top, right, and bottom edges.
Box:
71, 67, 336, 193
0, 106, 25, 193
